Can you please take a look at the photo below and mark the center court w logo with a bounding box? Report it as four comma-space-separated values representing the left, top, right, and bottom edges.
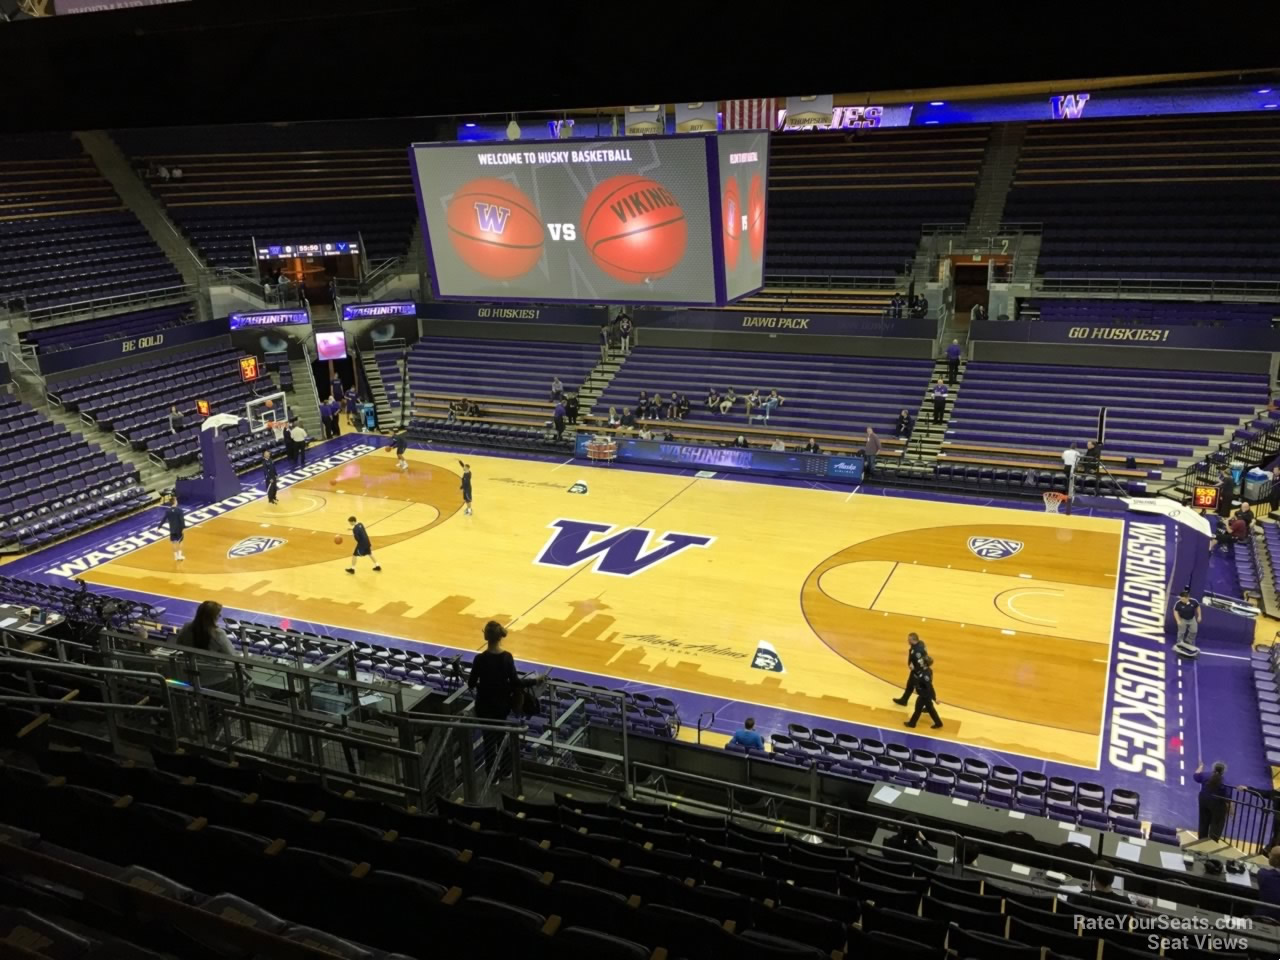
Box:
227, 536, 287, 559
535, 519, 713, 577
967, 537, 1023, 560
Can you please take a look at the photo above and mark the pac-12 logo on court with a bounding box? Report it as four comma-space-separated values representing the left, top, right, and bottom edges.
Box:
967, 537, 1024, 560
751, 640, 785, 673
535, 519, 713, 577
227, 536, 287, 559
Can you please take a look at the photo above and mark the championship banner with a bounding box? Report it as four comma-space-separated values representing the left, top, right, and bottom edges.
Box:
724, 99, 779, 131
675, 102, 719, 134
624, 105, 665, 136
781, 95, 834, 131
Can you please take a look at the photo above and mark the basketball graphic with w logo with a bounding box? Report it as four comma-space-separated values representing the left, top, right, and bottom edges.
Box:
445, 177, 544, 279
581, 175, 687, 283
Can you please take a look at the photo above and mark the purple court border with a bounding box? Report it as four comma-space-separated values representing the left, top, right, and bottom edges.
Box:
6, 430, 1239, 827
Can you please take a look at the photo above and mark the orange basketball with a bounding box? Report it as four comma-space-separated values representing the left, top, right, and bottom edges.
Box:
264, 399, 274, 409
329, 478, 338, 486
334, 535, 343, 545
581, 175, 687, 283
445, 177, 544, 279
722, 175, 741, 270
747, 172, 765, 262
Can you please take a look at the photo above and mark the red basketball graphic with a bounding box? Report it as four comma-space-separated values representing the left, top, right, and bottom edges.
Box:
581, 175, 687, 284
445, 178, 543, 279
747, 172, 765, 263
722, 176, 741, 270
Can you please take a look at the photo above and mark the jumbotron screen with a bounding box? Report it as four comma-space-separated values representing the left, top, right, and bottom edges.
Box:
410, 135, 764, 305
715, 132, 769, 302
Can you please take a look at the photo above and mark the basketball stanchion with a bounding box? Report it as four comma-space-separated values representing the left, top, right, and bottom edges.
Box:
1043, 491, 1069, 514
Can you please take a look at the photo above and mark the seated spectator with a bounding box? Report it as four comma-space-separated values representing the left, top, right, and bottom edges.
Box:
168, 405, 184, 434
174, 600, 238, 689
1229, 513, 1249, 542
171, 167, 184, 180
466, 400, 481, 417
895, 408, 915, 438
620, 407, 636, 429
731, 434, 749, 449
606, 405, 620, 426
551, 376, 563, 401
1068, 860, 1130, 909
719, 388, 738, 415
636, 396, 650, 420
1236, 504, 1256, 530
744, 389, 762, 420
770, 437, 786, 452
665, 391, 679, 419
758, 389, 784, 423
637, 426, 653, 440
661, 429, 675, 441
1256, 847, 1280, 920
677, 394, 690, 420
802, 438, 821, 454
157, 164, 171, 181
729, 717, 765, 751
706, 387, 721, 411
883, 816, 938, 861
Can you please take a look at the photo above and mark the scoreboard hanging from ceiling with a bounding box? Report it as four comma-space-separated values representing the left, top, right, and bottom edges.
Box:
409, 133, 768, 306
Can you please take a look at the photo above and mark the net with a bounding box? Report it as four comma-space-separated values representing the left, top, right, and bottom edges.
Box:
266, 420, 287, 441
1043, 491, 1069, 513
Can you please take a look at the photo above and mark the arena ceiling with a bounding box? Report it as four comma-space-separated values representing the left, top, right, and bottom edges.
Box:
0, 0, 1276, 133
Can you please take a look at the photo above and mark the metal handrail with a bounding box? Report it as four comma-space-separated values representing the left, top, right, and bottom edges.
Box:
1035, 277, 1280, 302
23, 284, 197, 325
628, 761, 1279, 927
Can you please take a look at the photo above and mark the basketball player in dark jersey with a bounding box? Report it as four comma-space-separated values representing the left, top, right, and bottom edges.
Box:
164, 494, 185, 562
344, 516, 381, 574
459, 460, 473, 515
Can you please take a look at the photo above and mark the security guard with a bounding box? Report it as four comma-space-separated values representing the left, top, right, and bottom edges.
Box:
892, 633, 929, 706
905, 656, 943, 729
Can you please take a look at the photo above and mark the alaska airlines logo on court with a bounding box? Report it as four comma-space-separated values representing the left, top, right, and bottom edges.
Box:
967, 537, 1023, 560
227, 536, 287, 559
535, 519, 713, 577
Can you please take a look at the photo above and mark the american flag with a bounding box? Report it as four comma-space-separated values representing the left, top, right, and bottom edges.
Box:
724, 98, 779, 131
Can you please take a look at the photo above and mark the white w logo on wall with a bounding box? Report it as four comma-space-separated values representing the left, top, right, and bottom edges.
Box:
227, 536, 287, 558
967, 537, 1023, 560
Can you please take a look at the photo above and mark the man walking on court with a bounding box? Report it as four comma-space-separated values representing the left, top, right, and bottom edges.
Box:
459, 460, 474, 515
262, 451, 279, 504
344, 516, 381, 574
893, 633, 929, 705
904, 655, 943, 729
164, 493, 185, 562
1171, 586, 1201, 650
863, 427, 882, 476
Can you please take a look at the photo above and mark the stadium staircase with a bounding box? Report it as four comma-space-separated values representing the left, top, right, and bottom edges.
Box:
34, 385, 174, 492
574, 344, 627, 423
286, 352, 325, 443
74, 131, 205, 286
361, 349, 396, 429
966, 122, 1027, 233
908, 356, 963, 461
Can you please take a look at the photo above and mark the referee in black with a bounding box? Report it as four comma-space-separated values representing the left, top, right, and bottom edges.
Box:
892, 633, 929, 705
904, 656, 943, 729
261, 451, 279, 504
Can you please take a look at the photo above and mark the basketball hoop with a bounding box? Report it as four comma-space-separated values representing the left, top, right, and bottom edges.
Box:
267, 420, 287, 441
1043, 491, 1069, 514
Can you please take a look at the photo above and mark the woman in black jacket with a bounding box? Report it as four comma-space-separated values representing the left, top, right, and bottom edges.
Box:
467, 621, 539, 778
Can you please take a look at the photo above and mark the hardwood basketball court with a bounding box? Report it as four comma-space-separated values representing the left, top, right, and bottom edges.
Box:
79, 447, 1122, 769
